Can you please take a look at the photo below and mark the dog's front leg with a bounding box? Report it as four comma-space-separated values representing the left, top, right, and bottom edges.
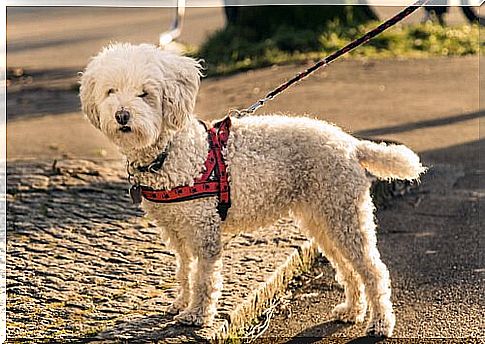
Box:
166, 243, 193, 315
174, 219, 222, 327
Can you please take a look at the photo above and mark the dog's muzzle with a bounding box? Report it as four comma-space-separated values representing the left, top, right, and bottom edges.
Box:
115, 109, 131, 126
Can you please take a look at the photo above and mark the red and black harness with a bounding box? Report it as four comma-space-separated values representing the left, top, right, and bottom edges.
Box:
128, 117, 231, 221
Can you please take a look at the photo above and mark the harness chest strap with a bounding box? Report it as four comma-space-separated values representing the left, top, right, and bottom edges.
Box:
137, 117, 231, 220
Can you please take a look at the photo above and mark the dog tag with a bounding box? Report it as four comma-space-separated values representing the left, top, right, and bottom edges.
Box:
130, 185, 143, 205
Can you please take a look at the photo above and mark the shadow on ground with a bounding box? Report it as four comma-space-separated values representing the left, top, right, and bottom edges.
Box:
93, 313, 223, 342
422, 138, 484, 176
355, 110, 484, 138
283, 320, 349, 344
375, 138, 483, 286
7, 67, 83, 119
7, 161, 141, 228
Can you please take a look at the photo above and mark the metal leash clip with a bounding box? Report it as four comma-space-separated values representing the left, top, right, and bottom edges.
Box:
228, 97, 271, 118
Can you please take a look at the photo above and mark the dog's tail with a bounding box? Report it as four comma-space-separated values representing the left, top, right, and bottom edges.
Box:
355, 140, 426, 180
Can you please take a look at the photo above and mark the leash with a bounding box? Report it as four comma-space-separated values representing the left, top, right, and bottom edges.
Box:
231, 0, 430, 118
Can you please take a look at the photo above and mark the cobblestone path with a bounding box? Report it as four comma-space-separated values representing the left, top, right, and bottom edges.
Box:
7, 160, 314, 342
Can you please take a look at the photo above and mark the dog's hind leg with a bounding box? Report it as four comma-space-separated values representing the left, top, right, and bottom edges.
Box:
299, 216, 367, 324
174, 218, 223, 327
301, 173, 395, 337
325, 187, 394, 337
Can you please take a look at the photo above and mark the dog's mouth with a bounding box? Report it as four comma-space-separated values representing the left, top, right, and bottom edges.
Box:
119, 126, 132, 133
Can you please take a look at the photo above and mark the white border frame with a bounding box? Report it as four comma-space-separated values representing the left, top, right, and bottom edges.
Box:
4, 0, 485, 7
2, 1, 482, 343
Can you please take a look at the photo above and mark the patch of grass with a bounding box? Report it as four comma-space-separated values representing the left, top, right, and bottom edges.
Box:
196, 22, 480, 76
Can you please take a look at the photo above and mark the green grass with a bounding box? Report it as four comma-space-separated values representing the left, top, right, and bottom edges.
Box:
196, 22, 480, 76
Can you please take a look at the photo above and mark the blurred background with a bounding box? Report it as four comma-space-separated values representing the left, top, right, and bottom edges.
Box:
6, 4, 482, 167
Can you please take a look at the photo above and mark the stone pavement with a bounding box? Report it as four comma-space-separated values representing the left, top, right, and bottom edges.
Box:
7, 157, 484, 342
6, 159, 317, 342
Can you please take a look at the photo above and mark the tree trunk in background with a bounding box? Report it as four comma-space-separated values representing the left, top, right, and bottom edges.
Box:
224, 5, 378, 33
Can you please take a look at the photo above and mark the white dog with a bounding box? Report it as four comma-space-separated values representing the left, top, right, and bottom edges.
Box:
80, 43, 425, 337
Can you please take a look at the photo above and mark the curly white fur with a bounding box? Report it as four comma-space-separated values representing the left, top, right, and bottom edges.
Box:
80, 43, 425, 337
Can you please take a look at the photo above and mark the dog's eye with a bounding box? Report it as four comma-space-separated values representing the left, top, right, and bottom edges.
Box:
107, 88, 115, 96
138, 91, 149, 98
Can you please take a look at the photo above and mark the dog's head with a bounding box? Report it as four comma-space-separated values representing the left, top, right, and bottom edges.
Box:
79, 43, 202, 150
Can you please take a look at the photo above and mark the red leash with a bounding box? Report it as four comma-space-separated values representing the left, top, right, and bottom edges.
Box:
233, 0, 430, 118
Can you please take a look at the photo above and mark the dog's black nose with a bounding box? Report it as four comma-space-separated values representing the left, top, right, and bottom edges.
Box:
115, 109, 130, 125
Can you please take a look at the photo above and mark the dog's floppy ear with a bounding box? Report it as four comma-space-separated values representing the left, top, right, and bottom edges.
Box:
158, 53, 203, 130
79, 68, 101, 130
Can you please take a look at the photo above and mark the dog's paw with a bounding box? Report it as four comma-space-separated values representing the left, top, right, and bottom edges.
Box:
332, 303, 366, 324
174, 309, 213, 327
365, 313, 395, 337
166, 299, 188, 315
